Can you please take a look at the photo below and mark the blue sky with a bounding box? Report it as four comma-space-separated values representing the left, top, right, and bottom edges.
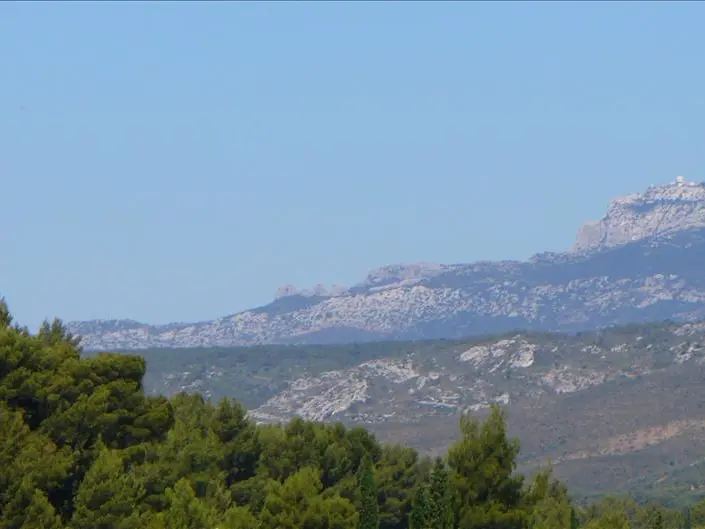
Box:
2, 2, 704, 329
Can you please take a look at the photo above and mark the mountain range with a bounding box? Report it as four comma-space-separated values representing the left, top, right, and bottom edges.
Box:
68, 176, 705, 351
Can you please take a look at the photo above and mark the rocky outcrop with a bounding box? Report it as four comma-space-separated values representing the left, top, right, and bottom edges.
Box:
274, 283, 348, 299
68, 178, 705, 351
358, 262, 448, 291
574, 176, 705, 252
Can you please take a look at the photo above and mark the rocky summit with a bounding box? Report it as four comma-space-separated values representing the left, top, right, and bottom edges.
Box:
574, 176, 705, 252
68, 177, 705, 351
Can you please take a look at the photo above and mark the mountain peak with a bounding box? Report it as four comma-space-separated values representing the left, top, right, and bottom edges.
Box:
574, 176, 705, 253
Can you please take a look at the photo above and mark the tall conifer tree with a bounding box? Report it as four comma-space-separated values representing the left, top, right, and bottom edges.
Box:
357, 453, 379, 529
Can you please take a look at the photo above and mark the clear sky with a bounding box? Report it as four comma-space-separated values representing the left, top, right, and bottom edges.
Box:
2, 2, 704, 330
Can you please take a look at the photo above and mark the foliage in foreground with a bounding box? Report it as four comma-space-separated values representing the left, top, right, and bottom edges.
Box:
1, 299, 705, 529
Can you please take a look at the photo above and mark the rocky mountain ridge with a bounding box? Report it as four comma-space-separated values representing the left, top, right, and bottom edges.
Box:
574, 176, 705, 252
68, 177, 705, 351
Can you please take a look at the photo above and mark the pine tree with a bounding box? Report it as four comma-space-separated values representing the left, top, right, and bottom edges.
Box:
0, 478, 64, 529
585, 510, 630, 529
0, 298, 12, 328
427, 457, 453, 529
220, 504, 261, 529
160, 478, 217, 529
260, 466, 356, 529
37, 318, 81, 348
409, 486, 430, 529
683, 507, 692, 529
357, 453, 379, 529
20, 488, 65, 529
649, 508, 664, 529
71, 445, 145, 529
447, 405, 525, 529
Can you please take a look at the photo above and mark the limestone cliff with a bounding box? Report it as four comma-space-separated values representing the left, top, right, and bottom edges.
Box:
574, 176, 705, 252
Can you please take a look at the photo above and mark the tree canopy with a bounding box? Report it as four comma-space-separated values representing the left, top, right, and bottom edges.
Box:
0, 298, 702, 529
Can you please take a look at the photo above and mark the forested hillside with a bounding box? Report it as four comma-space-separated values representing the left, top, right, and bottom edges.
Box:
2, 299, 705, 529
122, 320, 705, 502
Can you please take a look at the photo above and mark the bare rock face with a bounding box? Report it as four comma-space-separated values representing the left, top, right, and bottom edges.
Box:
359, 262, 447, 291
574, 176, 705, 253
275, 285, 299, 299
275, 283, 345, 299
239, 325, 705, 427
68, 177, 705, 351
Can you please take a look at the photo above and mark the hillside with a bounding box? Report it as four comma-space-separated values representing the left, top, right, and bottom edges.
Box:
6, 302, 701, 529
123, 319, 705, 502
68, 177, 705, 350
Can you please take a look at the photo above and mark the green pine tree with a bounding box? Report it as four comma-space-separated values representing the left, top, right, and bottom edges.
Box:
683, 507, 692, 529
0, 478, 64, 529
357, 453, 379, 529
649, 508, 664, 529
71, 445, 145, 529
447, 405, 526, 529
0, 298, 12, 328
160, 478, 218, 529
21, 488, 64, 529
260, 466, 356, 529
427, 457, 453, 529
409, 486, 430, 529
219, 504, 261, 529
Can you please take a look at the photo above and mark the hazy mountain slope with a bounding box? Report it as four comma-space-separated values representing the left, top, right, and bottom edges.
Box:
114, 319, 705, 499
68, 177, 705, 350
